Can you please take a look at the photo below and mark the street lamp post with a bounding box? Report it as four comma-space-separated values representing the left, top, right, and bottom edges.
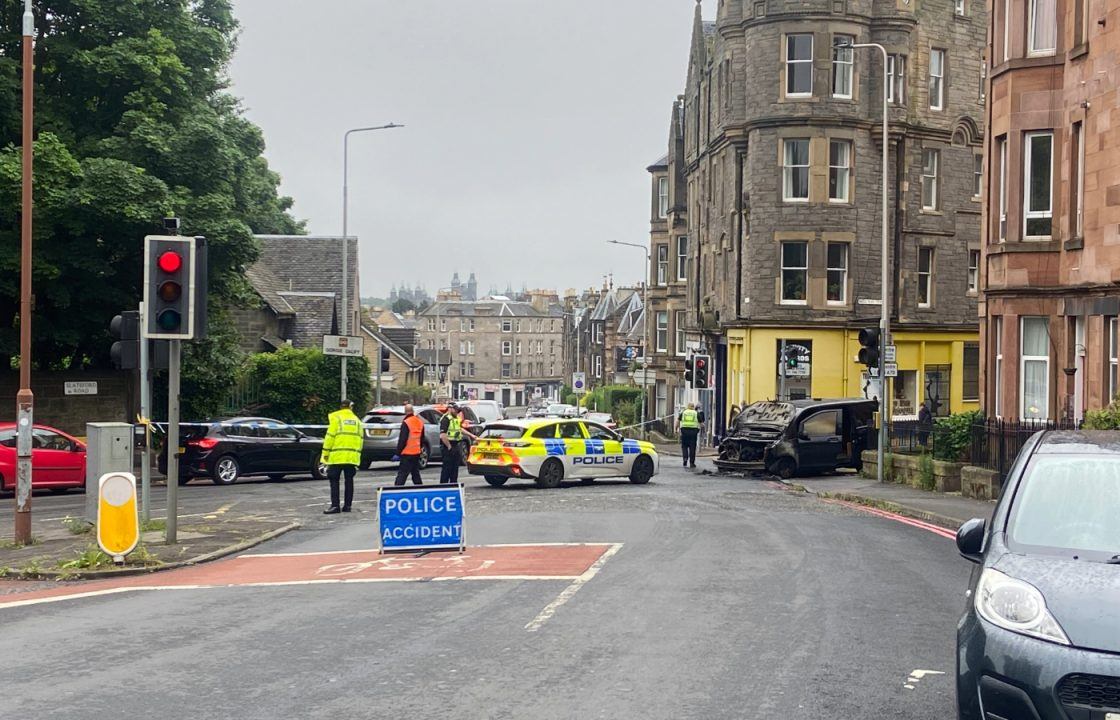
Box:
14, 0, 35, 545
341, 123, 402, 402
608, 240, 651, 436
846, 40, 891, 484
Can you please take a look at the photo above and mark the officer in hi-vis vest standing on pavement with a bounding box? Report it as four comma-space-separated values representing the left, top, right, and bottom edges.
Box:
322, 400, 364, 514
677, 403, 705, 469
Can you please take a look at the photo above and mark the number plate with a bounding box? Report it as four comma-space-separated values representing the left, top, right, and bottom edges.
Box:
368, 429, 390, 437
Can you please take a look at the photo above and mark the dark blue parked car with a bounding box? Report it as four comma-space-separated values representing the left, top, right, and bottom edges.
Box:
956, 430, 1120, 720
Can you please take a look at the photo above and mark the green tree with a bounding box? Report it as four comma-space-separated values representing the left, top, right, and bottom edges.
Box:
0, 0, 302, 402
391, 298, 417, 314
244, 347, 371, 425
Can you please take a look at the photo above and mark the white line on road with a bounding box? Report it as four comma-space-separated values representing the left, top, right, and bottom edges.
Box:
524, 543, 623, 633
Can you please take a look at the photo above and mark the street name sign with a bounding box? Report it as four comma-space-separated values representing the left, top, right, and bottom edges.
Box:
884, 345, 897, 363
322, 334, 364, 357
883, 362, 898, 378
377, 484, 465, 552
632, 369, 657, 386
64, 381, 98, 396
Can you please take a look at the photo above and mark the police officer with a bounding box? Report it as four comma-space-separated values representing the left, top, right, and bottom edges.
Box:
322, 400, 364, 514
394, 403, 430, 486
677, 402, 705, 469
439, 404, 478, 485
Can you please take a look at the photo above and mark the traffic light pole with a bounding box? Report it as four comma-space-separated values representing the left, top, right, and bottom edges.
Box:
778, 340, 787, 401
139, 302, 151, 523
14, 0, 35, 545
375, 339, 383, 406
166, 339, 180, 544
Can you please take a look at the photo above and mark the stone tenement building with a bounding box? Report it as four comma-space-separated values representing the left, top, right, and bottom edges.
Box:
980, 0, 1120, 421
417, 297, 564, 406
673, 0, 985, 429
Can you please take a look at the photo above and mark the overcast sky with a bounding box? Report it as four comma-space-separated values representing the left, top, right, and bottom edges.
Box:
227, 0, 701, 299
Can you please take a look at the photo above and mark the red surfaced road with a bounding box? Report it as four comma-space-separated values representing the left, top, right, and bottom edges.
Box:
0, 544, 615, 609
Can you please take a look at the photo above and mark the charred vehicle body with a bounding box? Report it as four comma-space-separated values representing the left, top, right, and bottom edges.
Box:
715, 399, 876, 477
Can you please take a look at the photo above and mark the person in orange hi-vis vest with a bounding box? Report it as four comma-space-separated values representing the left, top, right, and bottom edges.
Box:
393, 404, 430, 486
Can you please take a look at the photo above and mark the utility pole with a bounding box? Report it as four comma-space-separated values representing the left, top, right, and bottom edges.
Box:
779, 339, 788, 401
139, 303, 151, 522
14, 0, 35, 545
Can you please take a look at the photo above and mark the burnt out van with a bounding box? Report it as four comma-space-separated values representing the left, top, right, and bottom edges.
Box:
715, 399, 876, 478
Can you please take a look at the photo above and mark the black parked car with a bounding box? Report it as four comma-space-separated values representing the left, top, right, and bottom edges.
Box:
715, 398, 876, 477
956, 430, 1120, 720
160, 417, 326, 485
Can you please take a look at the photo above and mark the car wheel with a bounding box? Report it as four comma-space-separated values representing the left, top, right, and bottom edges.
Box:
770, 458, 796, 480
212, 455, 241, 485
484, 475, 508, 487
417, 447, 430, 470
535, 458, 564, 489
629, 455, 654, 484
311, 459, 327, 481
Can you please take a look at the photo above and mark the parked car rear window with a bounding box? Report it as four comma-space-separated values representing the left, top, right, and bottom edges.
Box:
365, 413, 405, 425
480, 425, 526, 440
1009, 455, 1120, 559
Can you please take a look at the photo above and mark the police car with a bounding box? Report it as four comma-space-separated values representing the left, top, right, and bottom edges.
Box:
466, 418, 659, 488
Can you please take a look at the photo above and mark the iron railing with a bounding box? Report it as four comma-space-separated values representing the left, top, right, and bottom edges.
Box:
968, 417, 1080, 480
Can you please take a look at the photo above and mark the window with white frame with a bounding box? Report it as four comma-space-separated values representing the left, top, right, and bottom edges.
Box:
515, 320, 522, 332
655, 381, 668, 419
468, 361, 475, 377
781, 241, 808, 304
657, 177, 669, 218
1028, 0, 1057, 56
918, 247, 934, 307
459, 318, 467, 332
998, 137, 1008, 240
656, 312, 668, 352
1024, 132, 1053, 239
458, 362, 466, 376
1020, 317, 1050, 420
676, 236, 688, 281
955, 0, 966, 15
973, 153, 983, 198
1110, 318, 1119, 401
438, 339, 446, 351
968, 250, 980, 292
921, 149, 940, 210
887, 55, 906, 104
459, 341, 466, 355
501, 362, 511, 379
783, 139, 810, 202
501, 340, 512, 356
468, 340, 475, 355
501, 319, 512, 333
657, 245, 669, 285
469, 318, 475, 332
592, 354, 602, 378
592, 323, 602, 344
674, 310, 687, 355
440, 318, 447, 332
427, 319, 435, 331
1072, 121, 1085, 238
516, 340, 522, 355
826, 242, 848, 304
929, 49, 945, 110
832, 36, 853, 98
785, 34, 813, 97
829, 140, 851, 203
993, 316, 1003, 416
536, 340, 543, 354
979, 56, 986, 102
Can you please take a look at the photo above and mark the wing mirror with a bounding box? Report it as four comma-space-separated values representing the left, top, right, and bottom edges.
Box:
956, 518, 986, 564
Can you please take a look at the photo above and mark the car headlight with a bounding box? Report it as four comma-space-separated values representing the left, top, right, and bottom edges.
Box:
975, 568, 1070, 645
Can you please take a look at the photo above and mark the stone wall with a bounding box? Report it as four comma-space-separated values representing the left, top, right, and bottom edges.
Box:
0, 372, 132, 435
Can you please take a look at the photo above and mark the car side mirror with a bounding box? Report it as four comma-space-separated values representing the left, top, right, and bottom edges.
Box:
956, 518, 986, 563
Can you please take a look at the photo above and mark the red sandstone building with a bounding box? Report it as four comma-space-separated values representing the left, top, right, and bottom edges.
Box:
981, 0, 1120, 420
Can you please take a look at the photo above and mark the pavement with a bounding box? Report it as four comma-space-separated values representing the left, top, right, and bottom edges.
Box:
785, 472, 997, 529
0, 459, 971, 719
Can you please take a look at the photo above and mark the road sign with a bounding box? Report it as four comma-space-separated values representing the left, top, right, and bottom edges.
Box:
632, 369, 657, 386
572, 372, 587, 394
883, 362, 898, 378
322, 334, 365, 357
64, 381, 98, 396
97, 472, 139, 563
884, 345, 897, 363
377, 484, 465, 552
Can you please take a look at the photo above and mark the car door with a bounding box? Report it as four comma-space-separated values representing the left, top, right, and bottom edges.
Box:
227, 421, 266, 475
31, 428, 76, 486
584, 423, 626, 477
796, 409, 844, 471
264, 421, 307, 472
556, 421, 590, 478
419, 409, 443, 458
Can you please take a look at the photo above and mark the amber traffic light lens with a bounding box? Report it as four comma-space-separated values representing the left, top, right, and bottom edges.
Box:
158, 280, 182, 302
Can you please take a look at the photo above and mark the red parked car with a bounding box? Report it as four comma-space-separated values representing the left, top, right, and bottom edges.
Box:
0, 423, 87, 493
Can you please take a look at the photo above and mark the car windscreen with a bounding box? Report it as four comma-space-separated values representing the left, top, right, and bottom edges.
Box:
365, 413, 405, 425
479, 425, 525, 440
546, 405, 570, 415
1008, 454, 1120, 561
736, 402, 795, 427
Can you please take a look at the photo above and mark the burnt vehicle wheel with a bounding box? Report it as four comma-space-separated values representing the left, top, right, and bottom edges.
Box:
770, 458, 796, 480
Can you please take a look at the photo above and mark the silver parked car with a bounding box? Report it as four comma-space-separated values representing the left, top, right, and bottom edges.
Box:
360, 405, 477, 469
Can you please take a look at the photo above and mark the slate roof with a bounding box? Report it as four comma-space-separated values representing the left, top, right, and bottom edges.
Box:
415, 349, 452, 366
616, 292, 645, 334
589, 290, 620, 322
361, 323, 422, 368
420, 299, 552, 318
277, 292, 337, 347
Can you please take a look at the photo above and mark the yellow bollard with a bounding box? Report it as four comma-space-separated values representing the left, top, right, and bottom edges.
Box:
97, 472, 140, 563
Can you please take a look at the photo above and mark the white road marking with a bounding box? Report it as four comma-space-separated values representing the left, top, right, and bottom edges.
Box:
244, 542, 617, 558
524, 543, 623, 633
904, 669, 945, 688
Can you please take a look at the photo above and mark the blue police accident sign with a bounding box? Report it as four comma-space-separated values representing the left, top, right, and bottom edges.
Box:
377, 484, 465, 552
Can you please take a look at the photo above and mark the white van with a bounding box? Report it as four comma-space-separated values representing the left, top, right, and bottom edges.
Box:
462, 400, 505, 425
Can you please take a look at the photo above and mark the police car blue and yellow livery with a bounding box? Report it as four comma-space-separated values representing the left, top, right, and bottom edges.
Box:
466, 418, 659, 488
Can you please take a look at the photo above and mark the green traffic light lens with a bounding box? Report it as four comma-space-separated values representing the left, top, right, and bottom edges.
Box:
157, 309, 181, 331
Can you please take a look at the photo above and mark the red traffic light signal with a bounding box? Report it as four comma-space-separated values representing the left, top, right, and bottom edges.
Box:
692, 353, 711, 389
158, 251, 182, 273
144, 236, 196, 339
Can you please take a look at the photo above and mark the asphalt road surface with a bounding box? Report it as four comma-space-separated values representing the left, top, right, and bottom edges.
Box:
1, 464, 971, 720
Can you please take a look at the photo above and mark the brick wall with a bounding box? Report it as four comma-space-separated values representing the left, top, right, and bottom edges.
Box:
0, 372, 132, 435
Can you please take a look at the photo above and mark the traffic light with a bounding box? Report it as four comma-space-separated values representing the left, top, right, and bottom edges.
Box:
144, 235, 196, 340
109, 311, 140, 370
693, 354, 711, 390
782, 345, 799, 371
858, 327, 881, 369
684, 356, 694, 386
380, 346, 391, 373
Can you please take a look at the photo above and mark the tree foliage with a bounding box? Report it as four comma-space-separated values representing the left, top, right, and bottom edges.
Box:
244, 347, 371, 425
0, 0, 302, 376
